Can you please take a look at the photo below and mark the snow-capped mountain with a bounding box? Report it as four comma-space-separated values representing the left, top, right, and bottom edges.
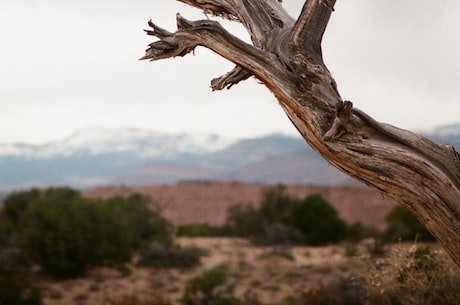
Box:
0, 128, 323, 190
1, 124, 459, 192
0, 127, 236, 159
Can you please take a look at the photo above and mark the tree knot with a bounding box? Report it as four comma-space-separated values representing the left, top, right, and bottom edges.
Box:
323, 100, 353, 141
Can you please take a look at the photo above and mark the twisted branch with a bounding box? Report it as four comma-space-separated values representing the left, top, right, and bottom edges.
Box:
141, 0, 460, 267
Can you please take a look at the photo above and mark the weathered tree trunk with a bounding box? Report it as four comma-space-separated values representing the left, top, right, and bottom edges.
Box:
141, 0, 460, 266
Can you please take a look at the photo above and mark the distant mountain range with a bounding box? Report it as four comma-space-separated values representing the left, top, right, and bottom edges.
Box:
1, 124, 460, 191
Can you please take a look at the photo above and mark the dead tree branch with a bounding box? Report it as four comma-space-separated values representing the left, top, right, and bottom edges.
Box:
141, 0, 460, 266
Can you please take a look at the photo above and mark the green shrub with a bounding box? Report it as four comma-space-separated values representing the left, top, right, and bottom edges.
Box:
343, 243, 358, 257
258, 184, 297, 225
1, 188, 40, 226
225, 185, 347, 246
137, 244, 205, 268
104, 193, 173, 247
177, 223, 221, 237
367, 244, 460, 305
297, 277, 366, 305
0, 189, 41, 247
291, 194, 347, 245
346, 222, 381, 243
4, 187, 172, 278
0, 247, 32, 277
346, 222, 385, 257
225, 185, 296, 240
182, 267, 233, 305
384, 205, 435, 242
252, 222, 305, 246
225, 204, 263, 237
0, 277, 43, 305
0, 218, 15, 247
397, 245, 440, 284
19, 194, 90, 277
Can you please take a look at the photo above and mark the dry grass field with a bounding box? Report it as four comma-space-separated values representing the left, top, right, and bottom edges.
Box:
34, 238, 455, 305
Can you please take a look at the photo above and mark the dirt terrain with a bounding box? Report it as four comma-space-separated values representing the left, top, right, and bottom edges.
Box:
84, 182, 396, 229
38, 237, 373, 305
34, 182, 399, 304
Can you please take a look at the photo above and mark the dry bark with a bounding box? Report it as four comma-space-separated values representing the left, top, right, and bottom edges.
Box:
140, 0, 460, 266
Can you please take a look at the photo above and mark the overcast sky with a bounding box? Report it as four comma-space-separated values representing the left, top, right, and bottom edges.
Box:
1, 1, 459, 144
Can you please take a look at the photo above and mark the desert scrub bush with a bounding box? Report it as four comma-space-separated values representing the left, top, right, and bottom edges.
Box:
253, 222, 305, 246
1, 188, 41, 227
137, 244, 206, 268
291, 194, 347, 245
176, 223, 222, 237
384, 205, 435, 242
225, 184, 297, 242
343, 242, 358, 257
396, 245, 439, 283
346, 221, 381, 243
2, 187, 173, 278
182, 267, 240, 305
225, 185, 347, 246
0, 276, 44, 305
224, 204, 262, 238
0, 247, 33, 277
0, 188, 41, 248
347, 237, 386, 258
367, 244, 460, 305
296, 276, 367, 305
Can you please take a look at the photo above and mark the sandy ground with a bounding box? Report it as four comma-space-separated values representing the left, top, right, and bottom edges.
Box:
36, 237, 375, 305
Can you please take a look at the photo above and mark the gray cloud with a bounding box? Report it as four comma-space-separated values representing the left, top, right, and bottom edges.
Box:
1, 0, 459, 143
